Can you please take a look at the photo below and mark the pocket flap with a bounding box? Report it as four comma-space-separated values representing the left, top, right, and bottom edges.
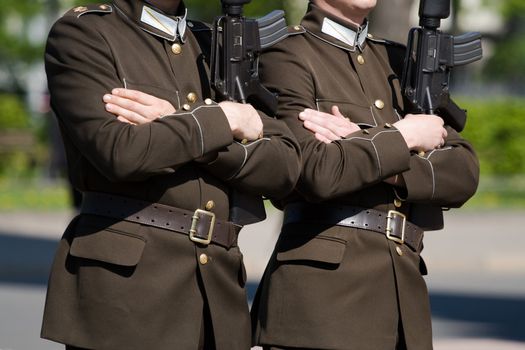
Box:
276, 224, 347, 264
70, 216, 146, 267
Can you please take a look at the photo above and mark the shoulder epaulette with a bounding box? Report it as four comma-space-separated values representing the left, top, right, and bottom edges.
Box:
64, 4, 112, 18
259, 23, 306, 49
366, 33, 406, 48
288, 24, 306, 36
187, 20, 211, 32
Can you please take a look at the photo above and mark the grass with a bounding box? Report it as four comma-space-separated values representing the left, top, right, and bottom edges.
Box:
0, 177, 72, 211
0, 176, 525, 211
464, 175, 525, 209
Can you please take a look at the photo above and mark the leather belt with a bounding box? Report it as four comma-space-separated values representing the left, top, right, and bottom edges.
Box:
80, 192, 241, 249
283, 203, 424, 252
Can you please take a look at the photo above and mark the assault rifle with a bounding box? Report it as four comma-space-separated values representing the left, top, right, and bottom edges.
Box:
401, 0, 483, 132
210, 0, 288, 116
210, 0, 288, 225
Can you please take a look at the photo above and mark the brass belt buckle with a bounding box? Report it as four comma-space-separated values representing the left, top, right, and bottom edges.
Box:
189, 209, 216, 245
386, 210, 406, 244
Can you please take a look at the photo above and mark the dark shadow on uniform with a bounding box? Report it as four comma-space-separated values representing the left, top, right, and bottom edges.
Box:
0, 233, 58, 285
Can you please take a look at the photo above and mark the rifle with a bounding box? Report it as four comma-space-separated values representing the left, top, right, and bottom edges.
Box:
210, 0, 288, 225
210, 0, 288, 116
401, 0, 483, 132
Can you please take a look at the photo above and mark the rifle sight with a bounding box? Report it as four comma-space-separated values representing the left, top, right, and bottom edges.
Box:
419, 0, 450, 29
221, 0, 251, 15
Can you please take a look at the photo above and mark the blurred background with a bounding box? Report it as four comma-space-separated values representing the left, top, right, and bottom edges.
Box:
0, 0, 524, 349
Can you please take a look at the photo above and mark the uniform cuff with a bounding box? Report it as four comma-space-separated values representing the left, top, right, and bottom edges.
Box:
367, 124, 411, 177
402, 154, 436, 201
190, 103, 233, 156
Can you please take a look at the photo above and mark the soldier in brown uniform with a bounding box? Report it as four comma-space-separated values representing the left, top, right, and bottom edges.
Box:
251, 0, 479, 349
40, 0, 301, 349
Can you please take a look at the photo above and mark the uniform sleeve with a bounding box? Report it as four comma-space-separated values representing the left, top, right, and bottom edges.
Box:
196, 110, 301, 199
400, 126, 479, 207
259, 43, 411, 202
45, 15, 233, 182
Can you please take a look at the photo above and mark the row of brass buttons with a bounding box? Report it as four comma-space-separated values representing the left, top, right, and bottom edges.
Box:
170, 43, 216, 111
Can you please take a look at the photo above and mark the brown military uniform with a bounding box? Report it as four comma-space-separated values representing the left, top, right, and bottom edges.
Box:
41, 1, 300, 349
251, 3, 479, 350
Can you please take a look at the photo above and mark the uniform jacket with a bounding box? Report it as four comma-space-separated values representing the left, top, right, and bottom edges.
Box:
251, 4, 479, 350
41, 1, 301, 349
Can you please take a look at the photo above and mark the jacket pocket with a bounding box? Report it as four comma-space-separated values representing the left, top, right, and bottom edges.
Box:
69, 215, 146, 267
316, 99, 378, 128
276, 223, 348, 265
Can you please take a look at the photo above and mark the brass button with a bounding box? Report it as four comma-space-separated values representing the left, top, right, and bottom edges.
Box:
394, 198, 402, 208
367, 33, 374, 38
357, 54, 365, 65
396, 246, 403, 256
187, 21, 194, 28
205, 200, 215, 211
241, 138, 248, 145
73, 6, 87, 12
362, 129, 370, 135
182, 103, 191, 111
187, 92, 197, 103
384, 123, 392, 128
374, 99, 385, 110
294, 25, 301, 31
199, 253, 209, 265
418, 150, 426, 157
171, 43, 182, 55
204, 98, 213, 105
99, 4, 109, 10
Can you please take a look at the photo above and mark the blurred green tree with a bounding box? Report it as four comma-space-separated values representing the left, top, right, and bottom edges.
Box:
0, 1, 44, 63
0, 0, 44, 94
483, 0, 525, 87
186, 0, 284, 23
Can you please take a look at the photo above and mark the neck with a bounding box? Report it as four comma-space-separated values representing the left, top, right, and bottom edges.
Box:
314, 1, 369, 28
146, 0, 181, 15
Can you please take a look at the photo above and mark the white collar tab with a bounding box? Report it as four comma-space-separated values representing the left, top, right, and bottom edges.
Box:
140, 5, 187, 42
321, 17, 368, 50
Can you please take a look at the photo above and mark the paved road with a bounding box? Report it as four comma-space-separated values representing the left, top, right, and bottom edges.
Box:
1, 208, 524, 349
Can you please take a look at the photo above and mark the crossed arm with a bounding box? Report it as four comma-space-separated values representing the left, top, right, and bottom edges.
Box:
103, 88, 263, 141
103, 88, 447, 152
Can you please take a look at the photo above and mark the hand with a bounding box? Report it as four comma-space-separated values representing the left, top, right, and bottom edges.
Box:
103, 88, 176, 125
394, 114, 447, 152
299, 106, 361, 144
218, 101, 263, 141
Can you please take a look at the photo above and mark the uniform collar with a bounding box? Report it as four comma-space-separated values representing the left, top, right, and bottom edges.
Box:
321, 17, 368, 49
302, 3, 369, 52
113, 0, 188, 42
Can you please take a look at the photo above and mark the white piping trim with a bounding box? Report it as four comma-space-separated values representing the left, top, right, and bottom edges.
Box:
226, 142, 249, 180
190, 114, 204, 157
417, 147, 454, 200
225, 138, 271, 180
